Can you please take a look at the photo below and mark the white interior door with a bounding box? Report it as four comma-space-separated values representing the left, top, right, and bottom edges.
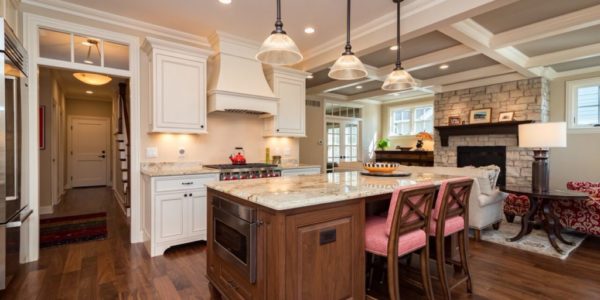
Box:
69, 117, 110, 187
326, 119, 361, 168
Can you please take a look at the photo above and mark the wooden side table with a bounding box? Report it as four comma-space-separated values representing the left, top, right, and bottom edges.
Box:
500, 186, 588, 254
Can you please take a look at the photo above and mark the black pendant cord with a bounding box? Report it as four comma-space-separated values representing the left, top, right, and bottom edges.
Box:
273, 0, 286, 34
344, 0, 353, 55
395, 0, 403, 70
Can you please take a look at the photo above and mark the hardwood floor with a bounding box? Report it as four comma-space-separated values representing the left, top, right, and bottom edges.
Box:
2, 187, 600, 299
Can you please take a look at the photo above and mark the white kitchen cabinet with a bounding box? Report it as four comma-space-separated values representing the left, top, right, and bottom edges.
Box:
0, 0, 20, 37
142, 37, 212, 134
263, 66, 310, 137
142, 173, 218, 257
281, 167, 321, 176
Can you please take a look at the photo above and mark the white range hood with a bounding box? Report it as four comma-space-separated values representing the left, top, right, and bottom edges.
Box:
207, 32, 279, 115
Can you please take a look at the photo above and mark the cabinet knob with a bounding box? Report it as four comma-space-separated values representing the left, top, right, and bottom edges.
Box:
276, 129, 280, 132
189, 193, 193, 197
201, 125, 205, 129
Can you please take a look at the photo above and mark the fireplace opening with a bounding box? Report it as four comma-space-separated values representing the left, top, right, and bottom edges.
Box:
457, 146, 507, 187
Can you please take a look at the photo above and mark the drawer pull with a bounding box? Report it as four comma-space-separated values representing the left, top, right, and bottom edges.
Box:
181, 182, 194, 185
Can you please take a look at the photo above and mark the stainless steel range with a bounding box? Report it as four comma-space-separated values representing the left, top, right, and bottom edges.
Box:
204, 163, 281, 181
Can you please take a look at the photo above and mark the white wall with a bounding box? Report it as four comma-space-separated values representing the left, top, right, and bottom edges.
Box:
549, 72, 600, 188
300, 99, 326, 170
361, 102, 381, 162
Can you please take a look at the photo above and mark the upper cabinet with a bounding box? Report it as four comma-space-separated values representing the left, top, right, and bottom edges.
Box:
0, 0, 20, 37
263, 66, 310, 137
142, 37, 212, 134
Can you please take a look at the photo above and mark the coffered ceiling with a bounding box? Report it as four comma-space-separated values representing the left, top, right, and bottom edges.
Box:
26, 0, 600, 104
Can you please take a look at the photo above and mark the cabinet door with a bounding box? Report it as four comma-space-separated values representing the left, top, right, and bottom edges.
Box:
285, 202, 364, 299
275, 77, 305, 136
189, 189, 207, 239
155, 193, 187, 242
154, 52, 206, 133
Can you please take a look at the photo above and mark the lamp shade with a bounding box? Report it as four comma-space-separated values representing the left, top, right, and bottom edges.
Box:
328, 54, 368, 80
256, 32, 303, 66
73, 73, 112, 86
382, 68, 417, 91
518, 122, 567, 148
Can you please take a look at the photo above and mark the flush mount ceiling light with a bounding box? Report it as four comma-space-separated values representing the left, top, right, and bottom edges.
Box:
328, 0, 368, 80
306, 74, 314, 79
73, 72, 112, 86
86, 90, 94, 94
355, 85, 363, 89
439, 64, 449, 70
382, 0, 417, 91
256, 0, 303, 65
304, 27, 315, 34
218, 0, 232, 4
389, 45, 398, 51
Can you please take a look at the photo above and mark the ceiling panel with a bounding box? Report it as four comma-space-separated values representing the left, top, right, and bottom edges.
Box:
370, 89, 433, 102
306, 68, 333, 88
360, 31, 460, 68
515, 24, 600, 57
331, 80, 383, 96
473, 0, 599, 34
409, 54, 498, 80
550, 56, 600, 72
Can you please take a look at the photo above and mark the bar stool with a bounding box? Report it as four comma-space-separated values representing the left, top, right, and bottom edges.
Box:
430, 177, 474, 300
365, 183, 436, 300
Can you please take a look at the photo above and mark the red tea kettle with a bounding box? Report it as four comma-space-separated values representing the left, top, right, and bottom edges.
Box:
229, 147, 247, 165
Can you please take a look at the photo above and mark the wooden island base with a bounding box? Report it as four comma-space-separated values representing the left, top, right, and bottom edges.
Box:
207, 188, 366, 299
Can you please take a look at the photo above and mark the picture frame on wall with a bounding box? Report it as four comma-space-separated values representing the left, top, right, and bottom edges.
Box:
498, 111, 515, 122
448, 115, 461, 126
469, 108, 492, 124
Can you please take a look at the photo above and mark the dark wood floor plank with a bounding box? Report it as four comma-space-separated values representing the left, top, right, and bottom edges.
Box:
1, 186, 599, 300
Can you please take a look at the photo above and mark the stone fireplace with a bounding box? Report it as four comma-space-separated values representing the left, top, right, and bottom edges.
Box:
434, 78, 550, 189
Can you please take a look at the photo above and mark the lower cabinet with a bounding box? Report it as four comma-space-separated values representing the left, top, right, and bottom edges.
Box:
143, 173, 218, 256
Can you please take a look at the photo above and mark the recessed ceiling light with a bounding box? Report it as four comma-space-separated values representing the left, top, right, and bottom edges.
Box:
306, 74, 314, 79
439, 64, 449, 70
86, 90, 94, 94
219, 0, 232, 4
84, 60, 94, 64
389, 45, 398, 51
356, 85, 363, 89
304, 27, 315, 34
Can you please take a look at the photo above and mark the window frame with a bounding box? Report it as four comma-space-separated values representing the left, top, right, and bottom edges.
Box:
566, 77, 600, 134
388, 104, 434, 137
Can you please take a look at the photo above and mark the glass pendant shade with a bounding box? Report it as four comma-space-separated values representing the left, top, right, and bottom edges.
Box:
73, 72, 112, 85
382, 68, 416, 91
256, 32, 303, 65
328, 54, 368, 80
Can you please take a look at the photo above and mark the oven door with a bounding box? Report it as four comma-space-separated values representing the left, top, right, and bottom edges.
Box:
213, 206, 257, 283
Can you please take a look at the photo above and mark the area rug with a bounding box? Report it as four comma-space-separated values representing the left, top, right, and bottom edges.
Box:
479, 217, 586, 260
40, 212, 108, 248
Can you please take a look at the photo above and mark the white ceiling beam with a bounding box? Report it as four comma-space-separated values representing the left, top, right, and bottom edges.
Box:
440, 19, 538, 77
300, 0, 519, 72
422, 64, 513, 86
525, 43, 600, 68
551, 65, 600, 79
490, 4, 600, 49
439, 73, 526, 92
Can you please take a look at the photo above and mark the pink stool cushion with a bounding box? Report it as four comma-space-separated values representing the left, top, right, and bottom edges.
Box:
365, 216, 427, 257
429, 216, 464, 236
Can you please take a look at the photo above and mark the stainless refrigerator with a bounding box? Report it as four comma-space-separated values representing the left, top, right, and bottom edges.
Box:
0, 19, 32, 290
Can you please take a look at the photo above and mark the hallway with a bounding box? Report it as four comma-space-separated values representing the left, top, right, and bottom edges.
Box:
1, 187, 211, 299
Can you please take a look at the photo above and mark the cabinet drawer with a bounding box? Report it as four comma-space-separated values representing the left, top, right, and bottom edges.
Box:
154, 175, 218, 193
219, 266, 252, 300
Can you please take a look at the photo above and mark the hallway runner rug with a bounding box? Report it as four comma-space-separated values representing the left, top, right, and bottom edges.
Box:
40, 212, 108, 248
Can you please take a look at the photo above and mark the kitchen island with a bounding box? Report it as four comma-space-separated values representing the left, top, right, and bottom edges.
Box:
205, 171, 456, 299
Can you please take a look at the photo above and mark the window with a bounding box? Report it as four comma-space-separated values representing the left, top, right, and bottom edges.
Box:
389, 105, 433, 136
325, 103, 361, 118
567, 77, 600, 131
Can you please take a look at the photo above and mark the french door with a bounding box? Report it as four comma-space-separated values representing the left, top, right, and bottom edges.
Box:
326, 119, 360, 165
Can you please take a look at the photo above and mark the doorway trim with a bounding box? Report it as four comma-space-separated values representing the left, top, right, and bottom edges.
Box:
67, 115, 111, 188
23, 13, 142, 262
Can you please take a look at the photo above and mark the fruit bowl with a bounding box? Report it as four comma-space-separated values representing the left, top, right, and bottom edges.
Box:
363, 162, 400, 173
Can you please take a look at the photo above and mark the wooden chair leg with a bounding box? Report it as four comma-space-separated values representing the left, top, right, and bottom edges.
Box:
387, 252, 400, 300
435, 235, 452, 300
420, 246, 434, 300
473, 229, 481, 241
492, 221, 501, 230
367, 253, 375, 291
505, 213, 516, 223
458, 230, 473, 293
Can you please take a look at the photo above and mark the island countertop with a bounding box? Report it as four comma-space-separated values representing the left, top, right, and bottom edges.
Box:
206, 171, 458, 211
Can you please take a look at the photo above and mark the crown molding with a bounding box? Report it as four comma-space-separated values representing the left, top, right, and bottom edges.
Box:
21, 0, 210, 48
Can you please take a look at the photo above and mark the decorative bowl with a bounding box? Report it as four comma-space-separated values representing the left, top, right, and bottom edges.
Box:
363, 162, 400, 173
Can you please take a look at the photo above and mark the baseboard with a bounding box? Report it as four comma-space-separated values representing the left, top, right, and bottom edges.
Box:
113, 190, 131, 217
39, 205, 54, 215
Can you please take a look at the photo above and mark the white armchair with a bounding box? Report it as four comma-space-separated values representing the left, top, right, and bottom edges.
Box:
398, 165, 507, 240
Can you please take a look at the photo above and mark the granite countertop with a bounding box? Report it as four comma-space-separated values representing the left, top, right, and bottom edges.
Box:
141, 162, 321, 177
206, 171, 457, 211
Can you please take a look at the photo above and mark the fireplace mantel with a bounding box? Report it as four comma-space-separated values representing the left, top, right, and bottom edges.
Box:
434, 120, 534, 147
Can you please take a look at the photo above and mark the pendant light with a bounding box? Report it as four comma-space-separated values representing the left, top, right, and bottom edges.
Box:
382, 0, 416, 91
328, 0, 368, 80
73, 72, 112, 86
256, 0, 303, 65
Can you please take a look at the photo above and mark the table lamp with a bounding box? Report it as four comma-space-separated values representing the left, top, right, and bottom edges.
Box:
518, 122, 567, 193
415, 131, 433, 150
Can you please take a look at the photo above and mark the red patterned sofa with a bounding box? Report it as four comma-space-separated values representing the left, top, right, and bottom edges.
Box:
503, 182, 600, 236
